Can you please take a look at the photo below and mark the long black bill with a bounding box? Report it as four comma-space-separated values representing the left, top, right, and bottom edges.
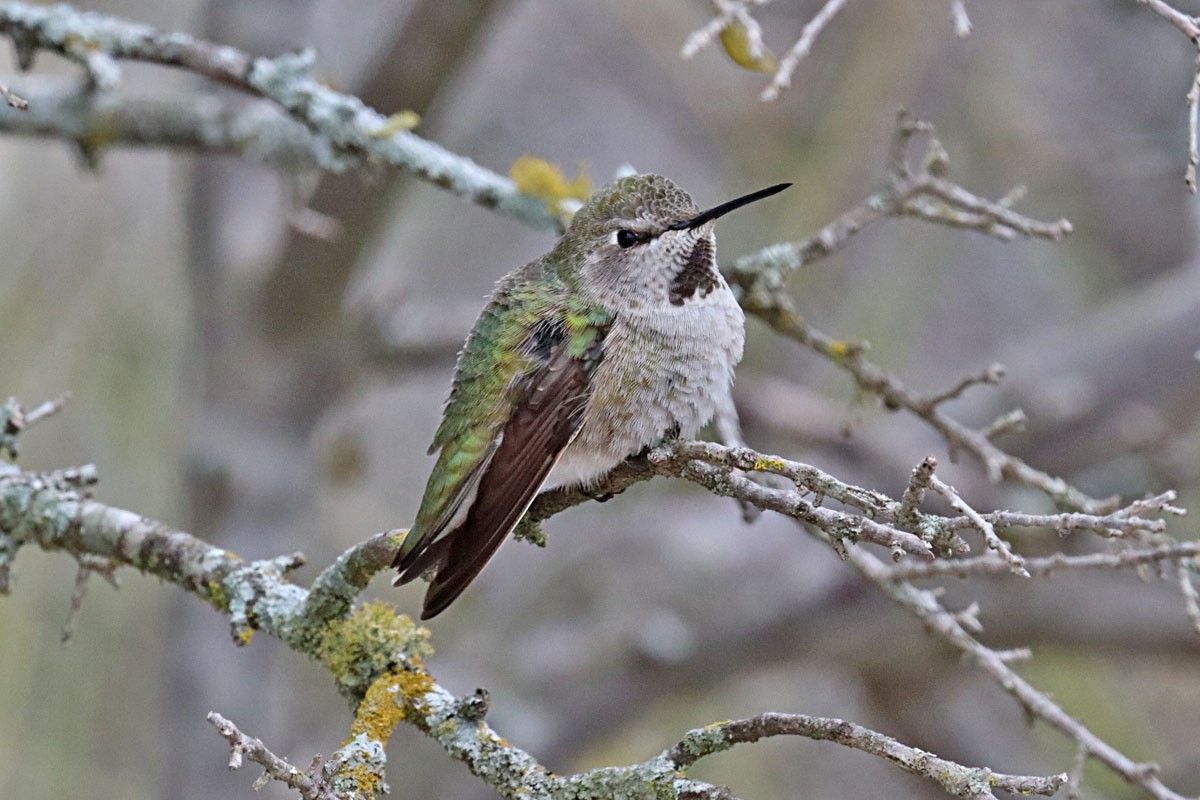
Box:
667, 182, 791, 231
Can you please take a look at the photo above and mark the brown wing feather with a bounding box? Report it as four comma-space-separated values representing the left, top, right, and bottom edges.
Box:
418, 345, 592, 619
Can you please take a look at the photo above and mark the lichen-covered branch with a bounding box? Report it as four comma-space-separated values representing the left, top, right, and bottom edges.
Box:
0, 77, 334, 170
3, 403, 1182, 799
0, 2, 559, 229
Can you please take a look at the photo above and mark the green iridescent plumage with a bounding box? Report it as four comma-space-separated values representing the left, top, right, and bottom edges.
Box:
402, 261, 611, 554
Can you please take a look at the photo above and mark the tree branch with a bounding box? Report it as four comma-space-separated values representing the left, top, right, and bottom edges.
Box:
0, 2, 559, 228
668, 712, 1067, 799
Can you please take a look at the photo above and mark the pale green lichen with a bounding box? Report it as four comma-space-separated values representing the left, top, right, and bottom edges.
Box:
676, 723, 732, 759
317, 600, 432, 701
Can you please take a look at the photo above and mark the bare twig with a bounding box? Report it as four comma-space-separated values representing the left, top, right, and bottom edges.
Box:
918, 363, 1006, 411
761, 0, 848, 100
848, 545, 1192, 800
980, 408, 1027, 441
208, 712, 334, 800
929, 475, 1028, 576
887, 541, 1200, 581
1177, 560, 1200, 635
896, 455, 937, 531
61, 553, 119, 644
0, 76, 27, 109
0, 393, 72, 459
950, 0, 972, 38
668, 712, 1067, 799
1136, 0, 1200, 190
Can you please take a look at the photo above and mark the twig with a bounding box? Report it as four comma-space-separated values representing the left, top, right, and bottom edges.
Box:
848, 545, 1191, 800
728, 111, 1071, 285
0, 76, 27, 109
979, 408, 1026, 441
918, 363, 1006, 411
887, 541, 1200, 581
61, 553, 119, 644
1136, 0, 1200, 190
668, 712, 1067, 799
0, 393, 72, 459
761, 0, 849, 101
950, 0, 972, 38
929, 475, 1028, 576
207, 712, 334, 800
896, 455, 937, 530
1177, 560, 1200, 635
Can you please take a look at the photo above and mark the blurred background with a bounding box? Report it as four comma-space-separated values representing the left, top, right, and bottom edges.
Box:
1, 1, 1198, 798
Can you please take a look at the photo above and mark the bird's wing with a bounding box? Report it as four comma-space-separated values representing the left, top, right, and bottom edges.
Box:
393, 269, 608, 618
414, 339, 596, 618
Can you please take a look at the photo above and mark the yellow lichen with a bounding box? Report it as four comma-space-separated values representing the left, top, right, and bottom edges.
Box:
344, 762, 384, 797
235, 627, 254, 646
317, 600, 433, 699
510, 156, 591, 213
207, 580, 230, 612
348, 671, 409, 744
751, 456, 787, 473
719, 21, 777, 73
369, 110, 421, 137
828, 340, 851, 360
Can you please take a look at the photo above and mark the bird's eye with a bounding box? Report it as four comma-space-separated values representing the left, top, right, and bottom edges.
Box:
616, 229, 649, 249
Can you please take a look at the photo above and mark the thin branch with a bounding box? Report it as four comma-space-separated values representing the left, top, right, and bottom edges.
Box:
887, 541, 1200, 581
0, 76, 27, 109
847, 545, 1192, 800
668, 712, 1067, 799
950, 0, 972, 38
1136, 0, 1200, 190
208, 712, 334, 800
728, 111, 1071, 286
761, 0, 849, 101
61, 553, 119, 644
928, 475, 1028, 576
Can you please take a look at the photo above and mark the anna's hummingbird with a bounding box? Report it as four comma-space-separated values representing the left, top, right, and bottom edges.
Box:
393, 174, 789, 619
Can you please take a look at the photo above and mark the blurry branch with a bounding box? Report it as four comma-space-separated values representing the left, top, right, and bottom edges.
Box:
0, 77, 329, 169
950, 0, 972, 38
0, 392, 71, 459
0, 2, 559, 229
889, 536, 1199, 580
668, 713, 1066, 799
1137, 0, 1200, 190
848, 543, 1195, 800
729, 111, 1071, 281
0, 74, 26, 108
0, 417, 1077, 800
683, 1, 973, 101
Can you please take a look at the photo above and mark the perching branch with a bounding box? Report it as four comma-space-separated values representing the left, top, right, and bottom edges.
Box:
0, 426, 1081, 800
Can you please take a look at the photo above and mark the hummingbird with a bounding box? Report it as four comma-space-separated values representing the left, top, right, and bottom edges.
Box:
393, 174, 789, 619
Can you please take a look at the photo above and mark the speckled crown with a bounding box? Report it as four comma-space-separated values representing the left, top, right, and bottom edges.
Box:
569, 174, 699, 233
